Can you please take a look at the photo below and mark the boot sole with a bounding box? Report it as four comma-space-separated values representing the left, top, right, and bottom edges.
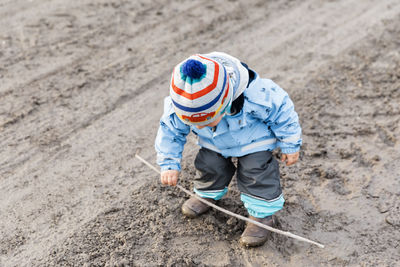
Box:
239, 236, 268, 248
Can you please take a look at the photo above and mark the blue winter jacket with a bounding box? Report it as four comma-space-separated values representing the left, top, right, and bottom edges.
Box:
155, 71, 302, 171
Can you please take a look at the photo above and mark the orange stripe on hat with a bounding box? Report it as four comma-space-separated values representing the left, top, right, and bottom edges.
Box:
171, 56, 220, 100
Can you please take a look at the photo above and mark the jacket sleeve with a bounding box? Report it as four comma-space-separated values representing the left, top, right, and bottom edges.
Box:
155, 97, 190, 171
269, 90, 302, 154
247, 79, 302, 154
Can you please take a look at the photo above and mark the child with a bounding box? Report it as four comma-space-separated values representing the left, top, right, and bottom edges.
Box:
155, 52, 302, 247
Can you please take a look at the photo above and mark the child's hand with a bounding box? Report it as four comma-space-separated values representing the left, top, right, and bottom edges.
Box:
160, 170, 179, 186
281, 152, 300, 166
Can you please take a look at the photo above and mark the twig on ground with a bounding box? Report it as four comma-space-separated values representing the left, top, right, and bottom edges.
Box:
135, 153, 325, 249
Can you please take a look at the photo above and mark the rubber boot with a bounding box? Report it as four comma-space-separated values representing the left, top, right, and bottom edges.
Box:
181, 196, 216, 218
239, 215, 275, 247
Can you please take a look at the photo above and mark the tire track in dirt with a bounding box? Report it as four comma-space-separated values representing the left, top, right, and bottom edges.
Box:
0, 2, 258, 192
0, 0, 238, 172
1, 0, 248, 124
238, 0, 400, 85
1, 0, 282, 204
0, 0, 52, 21
0, 0, 287, 176
0, 0, 203, 96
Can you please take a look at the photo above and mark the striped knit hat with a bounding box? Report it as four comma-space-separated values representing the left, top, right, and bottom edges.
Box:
170, 54, 232, 126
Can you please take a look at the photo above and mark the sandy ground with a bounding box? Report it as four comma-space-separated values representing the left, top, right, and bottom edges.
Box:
0, 0, 399, 266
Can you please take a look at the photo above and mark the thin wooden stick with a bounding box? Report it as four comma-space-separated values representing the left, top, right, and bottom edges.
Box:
135, 154, 325, 248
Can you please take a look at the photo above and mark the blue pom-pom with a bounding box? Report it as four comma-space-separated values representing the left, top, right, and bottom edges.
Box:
182, 59, 206, 79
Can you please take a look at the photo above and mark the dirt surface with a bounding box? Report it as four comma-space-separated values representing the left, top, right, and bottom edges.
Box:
1, 0, 399, 266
